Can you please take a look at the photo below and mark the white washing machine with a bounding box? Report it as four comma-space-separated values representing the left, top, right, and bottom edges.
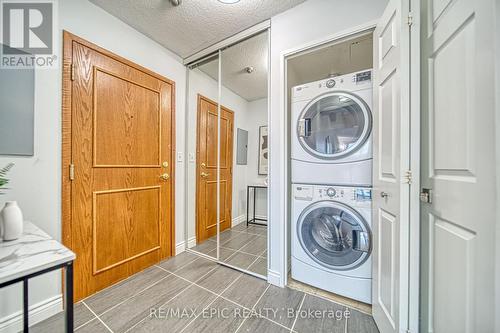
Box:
291, 183, 372, 304
291, 70, 373, 186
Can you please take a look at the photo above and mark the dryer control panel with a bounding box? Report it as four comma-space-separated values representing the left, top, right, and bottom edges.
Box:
294, 184, 372, 208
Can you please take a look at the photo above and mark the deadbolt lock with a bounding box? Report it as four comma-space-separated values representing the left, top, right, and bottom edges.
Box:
201, 162, 206, 168
162, 161, 169, 168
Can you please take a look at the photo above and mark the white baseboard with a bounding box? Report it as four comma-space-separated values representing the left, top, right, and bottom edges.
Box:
175, 236, 197, 255
0, 295, 62, 333
232, 214, 246, 226
187, 236, 196, 248
267, 269, 283, 287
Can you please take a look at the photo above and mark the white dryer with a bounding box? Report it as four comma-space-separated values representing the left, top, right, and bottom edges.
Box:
291, 70, 373, 186
291, 183, 372, 304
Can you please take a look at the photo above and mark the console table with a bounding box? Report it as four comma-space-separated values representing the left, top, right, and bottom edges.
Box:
0, 222, 76, 332
246, 185, 268, 226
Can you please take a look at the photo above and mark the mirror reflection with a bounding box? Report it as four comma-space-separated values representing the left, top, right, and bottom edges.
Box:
186, 31, 269, 278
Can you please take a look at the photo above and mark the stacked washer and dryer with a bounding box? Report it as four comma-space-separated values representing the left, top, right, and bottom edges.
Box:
291, 69, 373, 304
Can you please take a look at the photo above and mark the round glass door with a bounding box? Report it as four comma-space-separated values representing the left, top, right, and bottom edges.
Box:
297, 92, 371, 159
297, 201, 371, 270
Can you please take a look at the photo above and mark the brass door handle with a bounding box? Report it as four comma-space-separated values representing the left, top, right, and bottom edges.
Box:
160, 173, 170, 181
200, 172, 209, 178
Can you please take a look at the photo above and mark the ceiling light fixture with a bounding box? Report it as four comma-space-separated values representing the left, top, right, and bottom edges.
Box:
218, 0, 241, 4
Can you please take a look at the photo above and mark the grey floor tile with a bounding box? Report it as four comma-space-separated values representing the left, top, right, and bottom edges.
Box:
221, 233, 257, 251
129, 284, 217, 333
347, 309, 379, 333
221, 273, 269, 309
293, 294, 347, 333
183, 297, 245, 333
238, 316, 289, 333
99, 274, 190, 332
175, 256, 218, 282
196, 265, 242, 294
231, 223, 249, 232
76, 319, 110, 333
84, 266, 169, 315
208, 247, 237, 261
224, 251, 258, 269
254, 285, 304, 328
30, 302, 96, 333
240, 236, 267, 255
247, 226, 268, 236
157, 251, 198, 272
191, 239, 217, 255
248, 257, 267, 276
219, 229, 243, 243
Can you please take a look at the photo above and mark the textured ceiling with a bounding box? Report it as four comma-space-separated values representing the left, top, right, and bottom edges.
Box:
288, 34, 373, 86
89, 0, 305, 58
198, 32, 268, 101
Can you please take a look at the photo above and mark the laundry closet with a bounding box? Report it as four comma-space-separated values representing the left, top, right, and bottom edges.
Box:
286, 32, 375, 307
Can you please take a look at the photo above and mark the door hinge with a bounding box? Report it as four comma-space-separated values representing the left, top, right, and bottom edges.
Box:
407, 12, 414, 27
69, 164, 75, 181
404, 170, 412, 184
70, 63, 75, 81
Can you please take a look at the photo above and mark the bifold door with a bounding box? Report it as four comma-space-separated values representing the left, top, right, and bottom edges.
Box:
371, 1, 411, 332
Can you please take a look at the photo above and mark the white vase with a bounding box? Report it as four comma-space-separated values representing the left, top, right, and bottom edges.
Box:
0, 201, 23, 241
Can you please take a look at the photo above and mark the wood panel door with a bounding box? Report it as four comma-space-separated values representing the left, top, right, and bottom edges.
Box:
372, 1, 411, 332
196, 95, 234, 243
62, 32, 175, 301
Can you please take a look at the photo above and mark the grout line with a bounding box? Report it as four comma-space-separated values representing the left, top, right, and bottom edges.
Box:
290, 294, 306, 332
344, 306, 349, 333
234, 283, 271, 333
81, 301, 114, 333
122, 282, 196, 333
95, 273, 174, 317
178, 270, 245, 333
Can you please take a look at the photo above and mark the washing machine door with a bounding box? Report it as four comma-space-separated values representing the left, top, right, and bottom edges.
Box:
297, 92, 371, 160
297, 201, 371, 271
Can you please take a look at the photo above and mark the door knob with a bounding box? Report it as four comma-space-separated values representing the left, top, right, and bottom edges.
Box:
160, 173, 170, 181
200, 172, 209, 178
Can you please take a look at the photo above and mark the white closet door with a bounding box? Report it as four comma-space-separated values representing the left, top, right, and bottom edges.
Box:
371, 0, 411, 332
420, 0, 497, 332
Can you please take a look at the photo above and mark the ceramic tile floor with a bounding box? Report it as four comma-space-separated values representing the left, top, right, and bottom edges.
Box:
30, 251, 379, 333
190, 223, 268, 277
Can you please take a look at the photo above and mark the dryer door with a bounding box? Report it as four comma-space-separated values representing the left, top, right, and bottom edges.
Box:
297, 201, 371, 271
297, 92, 371, 160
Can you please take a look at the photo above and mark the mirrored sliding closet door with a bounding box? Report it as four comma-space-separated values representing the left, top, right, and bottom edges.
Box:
185, 30, 269, 279
217, 31, 269, 277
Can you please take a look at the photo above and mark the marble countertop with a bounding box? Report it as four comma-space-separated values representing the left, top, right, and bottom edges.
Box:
0, 221, 75, 285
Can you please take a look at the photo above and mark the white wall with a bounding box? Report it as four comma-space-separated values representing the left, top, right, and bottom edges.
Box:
0, 0, 186, 329
267, 0, 388, 286
246, 98, 268, 217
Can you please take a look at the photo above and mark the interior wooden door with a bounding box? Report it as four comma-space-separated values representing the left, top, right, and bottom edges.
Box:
420, 0, 497, 332
371, 1, 411, 332
196, 95, 234, 243
64, 33, 175, 301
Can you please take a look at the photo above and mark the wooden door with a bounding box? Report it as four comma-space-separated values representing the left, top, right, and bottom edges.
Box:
371, 1, 411, 332
62, 32, 175, 301
196, 95, 234, 243
420, 0, 497, 332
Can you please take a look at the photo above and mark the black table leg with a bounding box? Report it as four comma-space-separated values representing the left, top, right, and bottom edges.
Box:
253, 187, 257, 224
23, 279, 28, 332
65, 262, 74, 333
246, 186, 250, 226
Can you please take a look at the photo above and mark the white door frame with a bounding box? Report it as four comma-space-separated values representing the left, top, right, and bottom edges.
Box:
276, 8, 421, 333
